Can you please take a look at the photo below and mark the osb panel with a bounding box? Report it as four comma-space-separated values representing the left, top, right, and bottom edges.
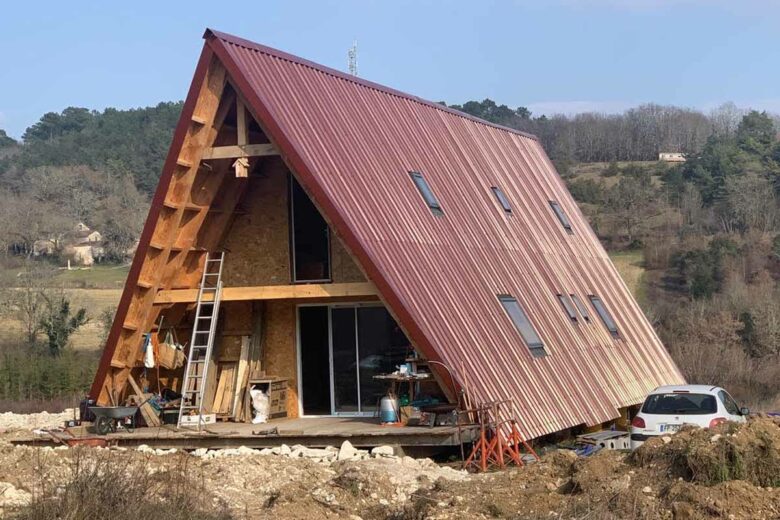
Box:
221, 159, 290, 286
262, 300, 299, 418
331, 234, 366, 283
223, 301, 252, 335
217, 336, 242, 362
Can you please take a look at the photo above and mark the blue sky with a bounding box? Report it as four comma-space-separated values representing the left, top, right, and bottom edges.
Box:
1, 0, 778, 138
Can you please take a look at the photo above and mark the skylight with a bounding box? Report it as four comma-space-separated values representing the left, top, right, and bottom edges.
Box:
557, 294, 578, 322
498, 295, 546, 357
589, 295, 619, 337
549, 201, 573, 233
491, 186, 512, 214
570, 294, 590, 322
410, 171, 443, 215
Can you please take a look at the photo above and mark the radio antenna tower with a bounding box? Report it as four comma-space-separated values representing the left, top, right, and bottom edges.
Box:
348, 40, 358, 76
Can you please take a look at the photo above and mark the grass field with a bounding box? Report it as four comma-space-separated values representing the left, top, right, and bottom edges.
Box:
609, 250, 647, 303
570, 160, 667, 188
0, 264, 128, 351
0, 288, 123, 350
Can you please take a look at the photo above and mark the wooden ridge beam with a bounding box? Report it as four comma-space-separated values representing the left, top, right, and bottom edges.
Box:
201, 143, 278, 160
154, 282, 379, 304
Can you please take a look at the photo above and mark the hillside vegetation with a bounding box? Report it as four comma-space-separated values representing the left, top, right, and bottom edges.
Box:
0, 100, 779, 411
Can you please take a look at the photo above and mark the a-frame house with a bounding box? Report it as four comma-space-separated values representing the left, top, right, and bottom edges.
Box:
90, 29, 684, 440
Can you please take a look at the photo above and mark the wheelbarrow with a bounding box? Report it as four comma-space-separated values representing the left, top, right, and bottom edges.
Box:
88, 405, 140, 435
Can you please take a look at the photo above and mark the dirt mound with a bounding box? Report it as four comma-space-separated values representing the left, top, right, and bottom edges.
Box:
632, 416, 780, 486
1, 417, 779, 519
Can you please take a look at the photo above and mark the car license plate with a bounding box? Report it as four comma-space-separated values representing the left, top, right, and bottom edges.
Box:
660, 424, 681, 433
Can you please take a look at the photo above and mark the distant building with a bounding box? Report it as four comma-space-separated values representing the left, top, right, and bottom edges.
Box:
33, 223, 106, 266
659, 152, 686, 163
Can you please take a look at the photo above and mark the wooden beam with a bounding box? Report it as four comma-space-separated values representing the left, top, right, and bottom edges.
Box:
236, 100, 247, 146
154, 282, 379, 304
201, 143, 278, 160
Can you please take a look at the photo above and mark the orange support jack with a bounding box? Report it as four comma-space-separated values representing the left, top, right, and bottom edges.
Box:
463, 400, 539, 472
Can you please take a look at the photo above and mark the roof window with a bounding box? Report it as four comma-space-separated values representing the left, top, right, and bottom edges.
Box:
570, 294, 590, 322
498, 295, 546, 357
589, 295, 619, 337
549, 201, 573, 233
410, 171, 442, 215
557, 294, 578, 322
491, 186, 512, 214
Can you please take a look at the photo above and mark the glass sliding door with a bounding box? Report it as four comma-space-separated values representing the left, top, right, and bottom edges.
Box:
298, 304, 411, 416
356, 307, 409, 412
298, 306, 331, 415
331, 307, 359, 413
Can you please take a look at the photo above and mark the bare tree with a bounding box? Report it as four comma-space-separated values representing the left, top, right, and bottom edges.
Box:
0, 262, 56, 344
720, 173, 776, 233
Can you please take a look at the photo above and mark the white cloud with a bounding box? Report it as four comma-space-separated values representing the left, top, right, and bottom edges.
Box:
526, 100, 636, 116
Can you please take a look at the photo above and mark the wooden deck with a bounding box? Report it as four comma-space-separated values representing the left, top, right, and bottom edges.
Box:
12, 417, 478, 451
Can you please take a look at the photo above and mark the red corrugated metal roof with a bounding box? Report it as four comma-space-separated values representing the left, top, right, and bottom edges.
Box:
204, 29, 684, 438
93, 29, 684, 438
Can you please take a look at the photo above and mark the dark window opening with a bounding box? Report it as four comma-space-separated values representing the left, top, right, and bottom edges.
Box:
491, 186, 512, 214
557, 294, 578, 321
549, 201, 573, 233
589, 295, 619, 337
498, 295, 546, 357
410, 171, 443, 215
571, 294, 590, 321
290, 176, 331, 282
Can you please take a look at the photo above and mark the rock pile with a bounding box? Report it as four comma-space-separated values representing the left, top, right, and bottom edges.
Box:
140, 440, 403, 464
0, 409, 77, 433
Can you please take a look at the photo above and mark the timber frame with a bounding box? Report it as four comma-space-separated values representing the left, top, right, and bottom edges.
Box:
90, 49, 303, 403
90, 43, 411, 406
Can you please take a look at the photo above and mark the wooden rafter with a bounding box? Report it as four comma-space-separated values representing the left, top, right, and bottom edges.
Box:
109, 57, 228, 384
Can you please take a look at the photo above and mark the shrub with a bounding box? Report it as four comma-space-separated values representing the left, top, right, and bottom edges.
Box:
10, 449, 233, 520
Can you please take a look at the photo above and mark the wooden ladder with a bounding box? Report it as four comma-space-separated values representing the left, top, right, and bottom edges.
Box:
178, 251, 225, 429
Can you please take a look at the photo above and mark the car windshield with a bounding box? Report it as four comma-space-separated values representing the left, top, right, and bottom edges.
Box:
642, 393, 717, 415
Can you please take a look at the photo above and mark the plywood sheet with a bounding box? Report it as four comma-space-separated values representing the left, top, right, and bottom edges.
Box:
261, 301, 299, 418
220, 158, 290, 286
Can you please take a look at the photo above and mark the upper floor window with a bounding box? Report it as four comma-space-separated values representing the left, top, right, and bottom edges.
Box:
549, 201, 573, 234
410, 171, 443, 215
498, 295, 546, 357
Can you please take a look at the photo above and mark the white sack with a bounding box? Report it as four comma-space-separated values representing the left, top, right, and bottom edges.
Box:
250, 387, 270, 424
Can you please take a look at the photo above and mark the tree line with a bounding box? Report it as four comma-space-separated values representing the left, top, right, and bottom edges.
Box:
445, 99, 779, 166
559, 110, 780, 407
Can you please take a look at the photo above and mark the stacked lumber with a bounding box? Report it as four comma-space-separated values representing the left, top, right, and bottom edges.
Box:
127, 373, 161, 427
212, 363, 237, 416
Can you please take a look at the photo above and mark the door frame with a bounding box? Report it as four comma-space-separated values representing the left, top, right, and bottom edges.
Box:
296, 301, 384, 418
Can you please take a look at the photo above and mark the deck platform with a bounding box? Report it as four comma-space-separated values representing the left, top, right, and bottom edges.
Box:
12, 417, 479, 451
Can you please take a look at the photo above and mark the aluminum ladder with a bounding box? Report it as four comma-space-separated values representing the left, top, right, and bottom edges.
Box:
178, 251, 225, 429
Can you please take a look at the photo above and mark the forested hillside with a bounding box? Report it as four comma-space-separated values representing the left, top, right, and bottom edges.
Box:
0, 99, 778, 410
0, 104, 181, 261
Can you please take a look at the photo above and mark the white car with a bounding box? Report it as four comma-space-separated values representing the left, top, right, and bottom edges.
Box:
630, 384, 749, 449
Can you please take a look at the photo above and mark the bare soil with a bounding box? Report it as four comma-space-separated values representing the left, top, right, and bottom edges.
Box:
0, 417, 778, 519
